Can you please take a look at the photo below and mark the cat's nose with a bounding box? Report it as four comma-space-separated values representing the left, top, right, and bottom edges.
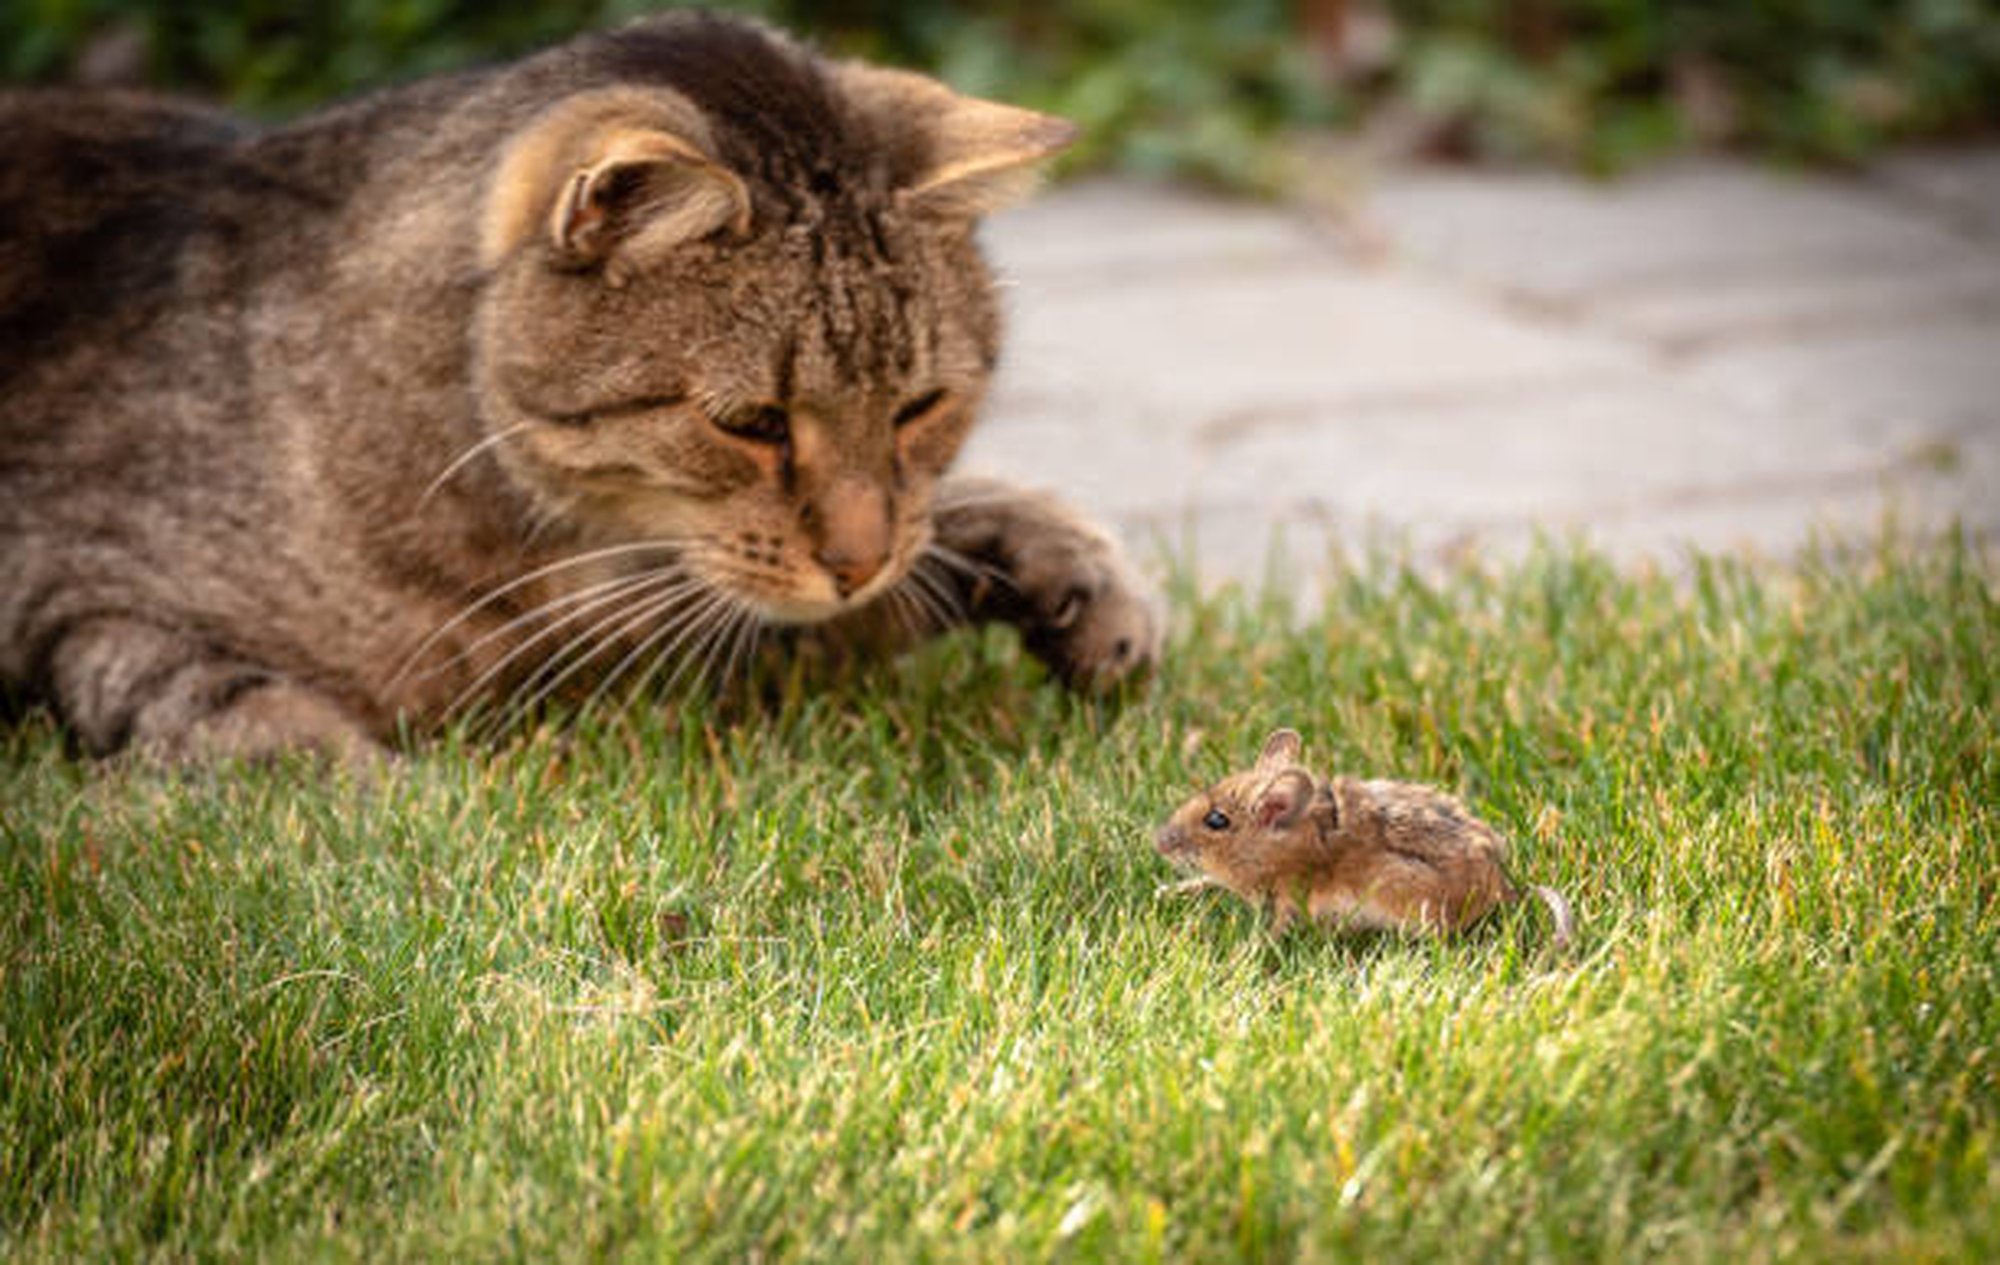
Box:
816, 543, 887, 598
814, 477, 891, 599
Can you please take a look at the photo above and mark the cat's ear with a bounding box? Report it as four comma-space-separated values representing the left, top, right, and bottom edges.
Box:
482, 88, 751, 282
904, 97, 1077, 218
546, 129, 750, 279
836, 65, 1076, 219
1256, 728, 1303, 774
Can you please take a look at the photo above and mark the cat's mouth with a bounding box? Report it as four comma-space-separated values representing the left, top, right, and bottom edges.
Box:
693, 552, 911, 626
679, 525, 937, 627
738, 592, 863, 624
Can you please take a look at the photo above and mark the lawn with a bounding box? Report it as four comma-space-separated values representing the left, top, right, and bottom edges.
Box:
2, 536, 1995, 1259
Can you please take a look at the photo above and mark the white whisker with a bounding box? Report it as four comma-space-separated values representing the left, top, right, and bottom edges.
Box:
741, 618, 765, 689
389, 538, 683, 689
926, 541, 1008, 589
407, 566, 688, 689
672, 592, 749, 701
901, 574, 951, 636
486, 575, 701, 736
715, 600, 760, 692
415, 422, 534, 514
612, 588, 736, 711
894, 569, 948, 635
697, 608, 747, 696
679, 597, 745, 697
446, 571, 694, 734
908, 572, 952, 632
885, 585, 922, 641
575, 583, 732, 723
909, 557, 969, 626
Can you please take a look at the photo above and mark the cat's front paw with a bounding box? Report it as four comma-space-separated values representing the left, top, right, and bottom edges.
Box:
1009, 532, 1160, 691
935, 482, 1162, 691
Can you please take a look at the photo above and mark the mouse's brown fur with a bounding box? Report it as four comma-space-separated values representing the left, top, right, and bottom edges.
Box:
1156, 728, 1574, 945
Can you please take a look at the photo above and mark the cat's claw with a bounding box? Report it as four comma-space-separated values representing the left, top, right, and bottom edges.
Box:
1017, 548, 1161, 691
933, 480, 1162, 692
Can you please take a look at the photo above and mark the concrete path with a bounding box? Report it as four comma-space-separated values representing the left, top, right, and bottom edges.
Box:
968, 149, 2000, 586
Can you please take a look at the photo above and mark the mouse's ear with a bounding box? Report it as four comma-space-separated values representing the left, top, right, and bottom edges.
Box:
1254, 769, 1315, 831
1256, 728, 1303, 773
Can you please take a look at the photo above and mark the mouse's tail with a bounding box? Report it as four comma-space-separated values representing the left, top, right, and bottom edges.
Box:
1530, 886, 1575, 951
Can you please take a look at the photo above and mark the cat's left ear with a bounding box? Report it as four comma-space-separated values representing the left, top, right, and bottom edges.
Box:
483, 88, 752, 282
547, 129, 751, 280
838, 65, 1077, 219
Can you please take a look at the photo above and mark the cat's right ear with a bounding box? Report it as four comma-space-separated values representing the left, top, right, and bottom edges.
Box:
482, 88, 751, 283
835, 64, 1076, 220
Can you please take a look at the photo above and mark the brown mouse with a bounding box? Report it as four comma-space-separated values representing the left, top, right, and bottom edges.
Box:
1155, 728, 1575, 947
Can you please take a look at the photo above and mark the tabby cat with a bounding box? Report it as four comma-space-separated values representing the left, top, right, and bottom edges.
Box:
0, 12, 1158, 762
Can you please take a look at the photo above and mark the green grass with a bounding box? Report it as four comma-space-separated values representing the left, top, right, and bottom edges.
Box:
3, 535, 1996, 1259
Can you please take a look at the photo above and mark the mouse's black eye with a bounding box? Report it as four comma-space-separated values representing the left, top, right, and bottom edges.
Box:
1202, 808, 1230, 831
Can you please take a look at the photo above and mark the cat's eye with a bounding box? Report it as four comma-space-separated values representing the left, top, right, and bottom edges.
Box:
518, 391, 688, 427
892, 389, 948, 429
1203, 808, 1230, 831
714, 403, 790, 445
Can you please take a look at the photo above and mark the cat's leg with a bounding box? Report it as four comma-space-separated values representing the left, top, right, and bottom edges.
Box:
45, 615, 385, 764
922, 477, 1161, 689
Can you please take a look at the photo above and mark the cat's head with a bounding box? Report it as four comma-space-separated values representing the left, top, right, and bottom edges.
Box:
470, 15, 1071, 622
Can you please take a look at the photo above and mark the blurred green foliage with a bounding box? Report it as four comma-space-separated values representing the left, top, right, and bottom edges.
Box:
4, 0, 1996, 183
1394, 0, 2000, 170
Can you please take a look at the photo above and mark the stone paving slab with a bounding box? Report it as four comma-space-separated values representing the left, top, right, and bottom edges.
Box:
1595, 254, 2000, 354
1089, 369, 1952, 581
1876, 147, 2000, 238
986, 264, 1641, 441
967, 150, 2000, 588
1362, 161, 1979, 304
1688, 319, 2000, 437
973, 181, 1324, 285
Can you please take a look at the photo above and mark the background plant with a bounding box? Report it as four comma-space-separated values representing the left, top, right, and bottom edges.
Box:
5, 0, 1996, 184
